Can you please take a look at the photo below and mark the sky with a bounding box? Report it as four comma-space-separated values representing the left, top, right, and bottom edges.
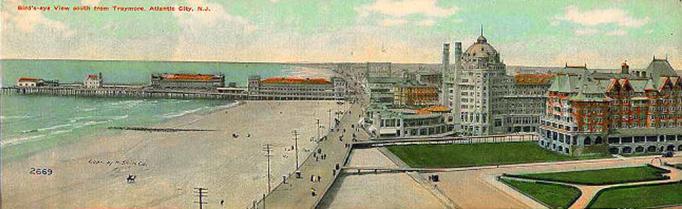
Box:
1, 0, 681, 69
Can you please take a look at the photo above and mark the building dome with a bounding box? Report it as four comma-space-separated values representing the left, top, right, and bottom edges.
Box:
464, 35, 498, 58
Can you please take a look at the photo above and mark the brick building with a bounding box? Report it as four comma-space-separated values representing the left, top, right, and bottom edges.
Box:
539, 58, 682, 156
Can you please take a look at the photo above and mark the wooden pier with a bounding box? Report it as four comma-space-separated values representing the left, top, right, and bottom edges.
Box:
1, 87, 344, 101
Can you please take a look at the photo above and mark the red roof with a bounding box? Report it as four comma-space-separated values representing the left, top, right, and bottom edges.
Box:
17, 77, 41, 82
416, 105, 450, 114
87, 74, 99, 79
161, 74, 219, 81
261, 77, 331, 85
514, 74, 555, 85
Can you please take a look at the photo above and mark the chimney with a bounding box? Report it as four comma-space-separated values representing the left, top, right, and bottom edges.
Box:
454, 42, 462, 68
441, 43, 450, 106
442, 43, 450, 72
621, 61, 629, 75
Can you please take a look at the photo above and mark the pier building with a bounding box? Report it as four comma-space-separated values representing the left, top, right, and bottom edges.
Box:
16, 77, 58, 87
150, 73, 225, 89
247, 76, 347, 99
538, 58, 682, 156
84, 73, 103, 88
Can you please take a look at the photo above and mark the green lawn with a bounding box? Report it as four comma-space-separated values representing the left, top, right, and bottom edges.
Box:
387, 142, 601, 168
516, 165, 669, 185
589, 182, 682, 208
501, 178, 581, 209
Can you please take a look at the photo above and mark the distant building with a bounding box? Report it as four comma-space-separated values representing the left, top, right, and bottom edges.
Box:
247, 76, 346, 99
539, 59, 682, 156
417, 71, 442, 87
365, 104, 453, 138
150, 73, 224, 89
393, 83, 439, 106
365, 76, 403, 104
16, 77, 43, 87
84, 73, 103, 88
16, 77, 58, 87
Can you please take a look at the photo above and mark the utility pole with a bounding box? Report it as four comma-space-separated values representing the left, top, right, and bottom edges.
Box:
193, 187, 207, 209
262, 144, 273, 192
292, 130, 300, 169
328, 109, 332, 130
316, 119, 320, 141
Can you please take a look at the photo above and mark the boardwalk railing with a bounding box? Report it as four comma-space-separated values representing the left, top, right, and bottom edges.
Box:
352, 133, 539, 148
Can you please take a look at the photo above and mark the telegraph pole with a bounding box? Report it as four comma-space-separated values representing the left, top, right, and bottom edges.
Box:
262, 144, 273, 192
193, 187, 207, 209
316, 119, 320, 141
328, 109, 332, 130
292, 130, 300, 169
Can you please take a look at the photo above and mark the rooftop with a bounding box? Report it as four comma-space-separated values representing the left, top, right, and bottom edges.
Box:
17, 77, 41, 82
261, 77, 331, 85
159, 73, 222, 81
514, 74, 555, 85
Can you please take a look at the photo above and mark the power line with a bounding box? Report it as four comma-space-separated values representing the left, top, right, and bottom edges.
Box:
193, 187, 208, 209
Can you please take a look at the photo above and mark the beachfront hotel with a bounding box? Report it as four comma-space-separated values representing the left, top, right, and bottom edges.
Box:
538, 58, 682, 156
441, 30, 552, 136
247, 75, 347, 99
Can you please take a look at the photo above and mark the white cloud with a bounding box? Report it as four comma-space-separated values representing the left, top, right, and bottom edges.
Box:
172, 0, 256, 60
416, 19, 436, 26
555, 6, 649, 28
381, 18, 408, 26
605, 29, 626, 36
553, 6, 648, 36
2, 0, 75, 37
357, 0, 457, 27
81, 0, 100, 6
357, 0, 457, 17
575, 28, 599, 36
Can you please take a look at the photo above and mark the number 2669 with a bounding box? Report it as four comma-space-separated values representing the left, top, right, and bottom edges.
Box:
29, 168, 53, 175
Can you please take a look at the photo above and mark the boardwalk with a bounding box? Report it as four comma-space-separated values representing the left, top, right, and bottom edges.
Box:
253, 95, 368, 208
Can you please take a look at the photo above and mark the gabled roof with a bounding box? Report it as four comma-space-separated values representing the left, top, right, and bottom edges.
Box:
645, 58, 678, 78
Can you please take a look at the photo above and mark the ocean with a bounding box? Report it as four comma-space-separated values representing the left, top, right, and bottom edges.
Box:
0, 59, 332, 160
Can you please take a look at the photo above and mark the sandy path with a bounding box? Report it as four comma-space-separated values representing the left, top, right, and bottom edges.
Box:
319, 149, 444, 209
435, 155, 682, 209
1, 101, 349, 209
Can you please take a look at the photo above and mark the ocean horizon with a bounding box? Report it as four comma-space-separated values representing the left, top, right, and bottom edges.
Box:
0, 60, 333, 160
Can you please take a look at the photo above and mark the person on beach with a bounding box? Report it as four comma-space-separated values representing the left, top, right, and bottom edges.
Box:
310, 175, 314, 182
317, 176, 321, 182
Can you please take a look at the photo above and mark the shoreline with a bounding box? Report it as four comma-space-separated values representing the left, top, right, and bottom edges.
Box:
0, 97, 242, 162
1, 100, 349, 209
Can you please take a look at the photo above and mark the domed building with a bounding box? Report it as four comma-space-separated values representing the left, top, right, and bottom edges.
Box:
441, 29, 553, 136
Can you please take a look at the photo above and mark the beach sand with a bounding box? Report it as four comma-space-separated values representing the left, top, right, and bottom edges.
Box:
1, 100, 348, 209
